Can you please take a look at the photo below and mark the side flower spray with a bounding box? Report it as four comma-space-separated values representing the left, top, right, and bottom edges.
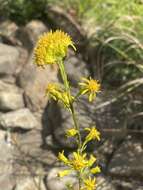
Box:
34, 30, 101, 190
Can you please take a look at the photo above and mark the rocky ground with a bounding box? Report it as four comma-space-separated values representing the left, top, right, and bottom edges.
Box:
0, 20, 143, 190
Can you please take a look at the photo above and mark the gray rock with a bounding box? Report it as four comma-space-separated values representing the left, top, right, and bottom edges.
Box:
96, 176, 116, 190
0, 21, 18, 38
0, 130, 16, 190
0, 43, 19, 75
18, 54, 58, 112
15, 177, 46, 190
0, 20, 19, 46
0, 80, 20, 92
47, 167, 77, 190
13, 129, 57, 165
16, 20, 48, 50
108, 137, 143, 178
0, 75, 16, 84
113, 179, 143, 190
64, 52, 89, 87
0, 108, 38, 130
0, 91, 24, 111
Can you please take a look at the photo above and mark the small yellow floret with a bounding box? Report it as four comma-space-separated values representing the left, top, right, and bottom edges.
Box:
66, 128, 78, 137
90, 166, 101, 174
45, 83, 61, 100
79, 77, 101, 102
58, 151, 69, 165
85, 127, 100, 142
83, 177, 96, 190
71, 152, 88, 171
34, 30, 76, 66
59, 92, 74, 109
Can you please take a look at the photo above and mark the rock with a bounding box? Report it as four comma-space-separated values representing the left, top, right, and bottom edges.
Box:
0, 20, 19, 45
64, 52, 89, 87
108, 136, 143, 178
0, 75, 16, 84
0, 80, 24, 111
0, 130, 16, 190
0, 80, 20, 92
0, 108, 38, 130
0, 43, 19, 75
18, 54, 58, 112
47, 167, 77, 190
15, 20, 48, 50
113, 179, 143, 190
47, 91, 125, 148
0, 91, 24, 111
13, 129, 56, 165
96, 175, 116, 190
15, 177, 46, 190
93, 139, 119, 172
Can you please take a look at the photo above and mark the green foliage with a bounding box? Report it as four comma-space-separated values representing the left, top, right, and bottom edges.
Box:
0, 0, 48, 24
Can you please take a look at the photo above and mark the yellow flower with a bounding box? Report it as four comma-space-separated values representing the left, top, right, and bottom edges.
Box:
45, 83, 61, 100
83, 177, 96, 190
70, 151, 88, 171
66, 128, 78, 137
79, 77, 100, 102
85, 127, 100, 142
90, 166, 101, 174
34, 30, 76, 67
58, 151, 69, 165
57, 169, 72, 177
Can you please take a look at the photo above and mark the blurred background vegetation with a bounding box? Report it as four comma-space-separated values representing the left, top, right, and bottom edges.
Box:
0, 0, 143, 127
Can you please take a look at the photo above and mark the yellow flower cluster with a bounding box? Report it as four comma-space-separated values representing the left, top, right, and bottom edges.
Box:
45, 83, 74, 109
34, 30, 76, 67
58, 150, 100, 174
85, 127, 100, 142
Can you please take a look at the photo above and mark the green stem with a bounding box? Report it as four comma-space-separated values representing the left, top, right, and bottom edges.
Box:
78, 171, 82, 190
58, 60, 69, 90
58, 59, 82, 189
70, 104, 82, 151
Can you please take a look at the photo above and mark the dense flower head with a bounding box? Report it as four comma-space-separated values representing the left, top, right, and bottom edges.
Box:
85, 127, 100, 142
34, 30, 76, 66
79, 77, 101, 102
58, 151, 97, 172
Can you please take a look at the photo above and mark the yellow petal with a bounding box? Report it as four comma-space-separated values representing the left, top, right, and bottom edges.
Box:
90, 166, 101, 174
88, 155, 96, 167
57, 169, 72, 177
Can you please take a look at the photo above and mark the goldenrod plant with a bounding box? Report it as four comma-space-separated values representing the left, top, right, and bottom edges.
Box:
34, 30, 101, 190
